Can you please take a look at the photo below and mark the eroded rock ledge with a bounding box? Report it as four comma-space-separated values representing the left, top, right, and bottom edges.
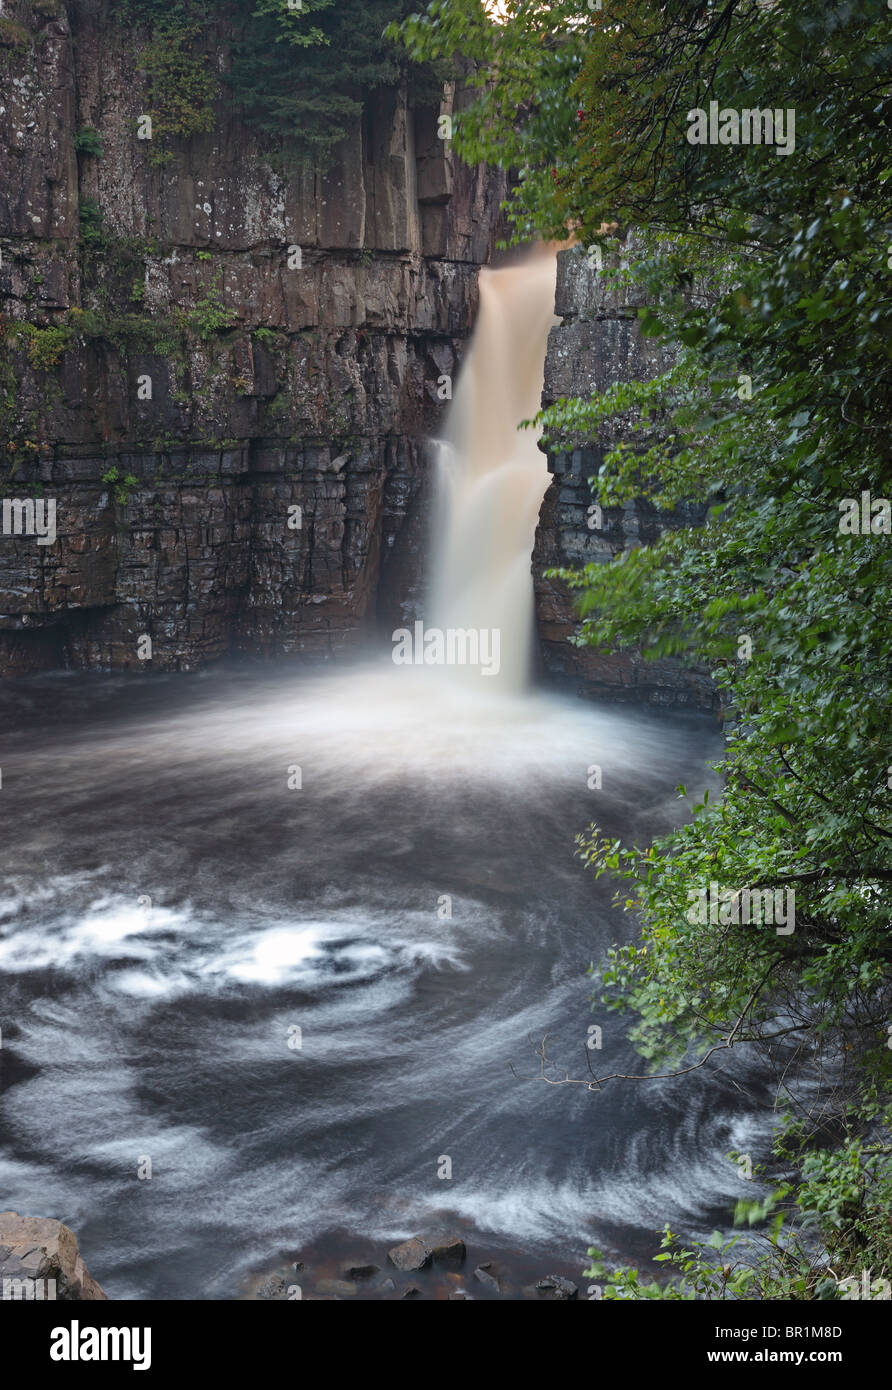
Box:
0, 1210, 107, 1299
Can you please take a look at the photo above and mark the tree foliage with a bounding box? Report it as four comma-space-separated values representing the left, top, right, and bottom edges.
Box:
228, 0, 440, 162
394, 0, 892, 1296
115, 0, 440, 164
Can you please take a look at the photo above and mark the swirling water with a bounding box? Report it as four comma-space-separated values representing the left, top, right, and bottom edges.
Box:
0, 250, 771, 1298
0, 663, 774, 1297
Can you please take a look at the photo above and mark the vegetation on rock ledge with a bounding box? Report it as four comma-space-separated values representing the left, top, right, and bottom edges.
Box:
115, 0, 442, 165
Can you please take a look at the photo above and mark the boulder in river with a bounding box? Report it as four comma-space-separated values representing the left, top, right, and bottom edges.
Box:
422, 1233, 466, 1266
535, 1274, 578, 1300
473, 1263, 501, 1293
341, 1261, 380, 1281
387, 1237, 432, 1272
387, 1232, 465, 1271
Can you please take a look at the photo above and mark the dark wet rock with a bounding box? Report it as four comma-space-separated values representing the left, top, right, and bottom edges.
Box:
473, 1264, 501, 1293
388, 1230, 466, 1273
401, 1285, 422, 1299
422, 1233, 466, 1266
387, 1237, 432, 1272
341, 1261, 380, 1281
535, 1274, 578, 1301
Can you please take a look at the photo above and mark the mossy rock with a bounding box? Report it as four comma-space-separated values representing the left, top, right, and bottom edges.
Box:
0, 16, 31, 47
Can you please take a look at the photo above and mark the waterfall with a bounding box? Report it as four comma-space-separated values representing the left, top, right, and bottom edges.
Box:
0, 243, 733, 1302
426, 248, 558, 691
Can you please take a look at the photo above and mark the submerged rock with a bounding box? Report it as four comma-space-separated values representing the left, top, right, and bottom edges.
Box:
473, 1264, 501, 1293
341, 1261, 380, 1281
387, 1231, 466, 1272
535, 1274, 578, 1301
423, 1233, 466, 1267
316, 1278, 358, 1297
387, 1237, 432, 1272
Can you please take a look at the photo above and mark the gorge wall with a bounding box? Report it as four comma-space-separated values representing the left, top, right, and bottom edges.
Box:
533, 243, 716, 708
0, 2, 711, 708
0, 0, 505, 673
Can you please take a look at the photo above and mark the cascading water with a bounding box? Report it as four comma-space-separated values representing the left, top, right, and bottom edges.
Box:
427, 249, 558, 690
0, 253, 769, 1300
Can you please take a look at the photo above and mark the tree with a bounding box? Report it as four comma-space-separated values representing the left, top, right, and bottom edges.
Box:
117, 0, 440, 164
228, 0, 440, 162
394, 0, 892, 1296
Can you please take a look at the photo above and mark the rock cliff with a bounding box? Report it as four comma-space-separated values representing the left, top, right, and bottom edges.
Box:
0, 0, 505, 672
533, 242, 716, 707
0, 1210, 107, 1299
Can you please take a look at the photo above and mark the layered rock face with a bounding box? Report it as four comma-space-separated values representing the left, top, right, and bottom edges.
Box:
0, 1210, 107, 1299
533, 244, 716, 707
0, 0, 505, 673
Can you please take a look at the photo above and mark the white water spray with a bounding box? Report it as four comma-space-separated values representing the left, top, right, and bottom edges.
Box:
427, 248, 558, 691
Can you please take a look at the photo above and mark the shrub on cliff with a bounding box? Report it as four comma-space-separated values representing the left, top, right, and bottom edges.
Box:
116, 0, 442, 164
